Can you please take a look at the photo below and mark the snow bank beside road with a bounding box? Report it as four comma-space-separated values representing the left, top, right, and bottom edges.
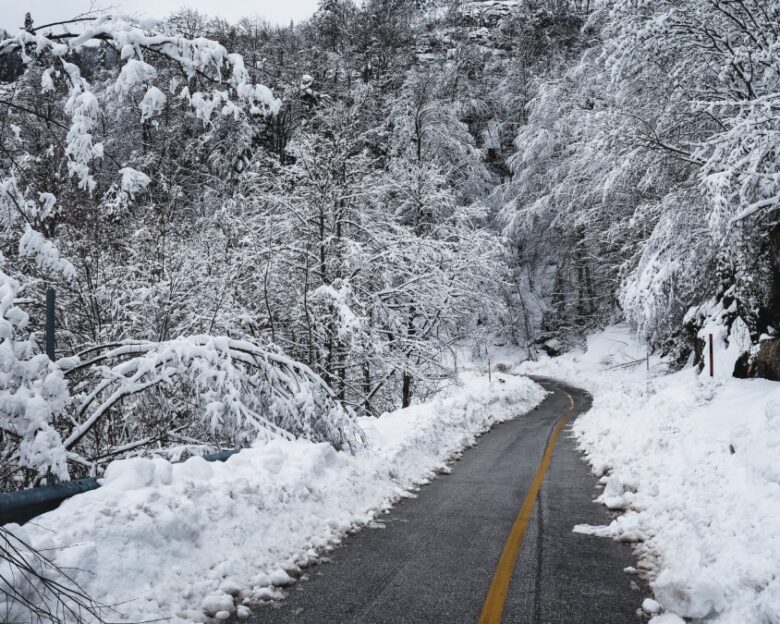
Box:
518, 326, 780, 624
4, 372, 545, 623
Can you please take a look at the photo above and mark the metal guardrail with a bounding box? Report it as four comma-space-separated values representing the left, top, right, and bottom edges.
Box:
0, 449, 240, 526
0, 477, 101, 526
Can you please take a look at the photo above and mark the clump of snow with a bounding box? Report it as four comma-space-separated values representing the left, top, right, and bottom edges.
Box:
518, 324, 780, 623
309, 281, 365, 343
61, 62, 103, 192
102, 456, 174, 490
118, 167, 151, 197
649, 615, 685, 624
18, 225, 77, 280
642, 597, 661, 614
114, 58, 157, 92
139, 86, 167, 121
5, 371, 545, 622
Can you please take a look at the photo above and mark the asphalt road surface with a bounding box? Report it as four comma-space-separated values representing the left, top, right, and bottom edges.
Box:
245, 377, 643, 624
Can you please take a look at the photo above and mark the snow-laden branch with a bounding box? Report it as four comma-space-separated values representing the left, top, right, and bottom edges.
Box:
63, 336, 365, 455
0, 14, 280, 191
1, 15, 279, 112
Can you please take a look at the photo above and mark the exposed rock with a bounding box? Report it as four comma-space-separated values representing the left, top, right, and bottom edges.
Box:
751, 338, 780, 381
460, 0, 518, 28
534, 332, 564, 356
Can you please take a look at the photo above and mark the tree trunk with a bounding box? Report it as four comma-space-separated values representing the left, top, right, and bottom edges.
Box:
401, 371, 412, 408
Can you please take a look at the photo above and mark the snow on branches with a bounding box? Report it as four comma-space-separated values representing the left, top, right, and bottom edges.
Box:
63, 336, 365, 461
0, 14, 303, 485
0, 265, 69, 482
0, 14, 280, 113
2, 331, 365, 487
0, 13, 280, 192
499, 0, 780, 354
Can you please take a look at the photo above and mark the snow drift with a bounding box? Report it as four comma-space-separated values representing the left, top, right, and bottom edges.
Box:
519, 325, 780, 624
1, 371, 545, 623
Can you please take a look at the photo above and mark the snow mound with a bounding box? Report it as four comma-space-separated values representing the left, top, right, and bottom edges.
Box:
7, 371, 545, 623
520, 325, 780, 624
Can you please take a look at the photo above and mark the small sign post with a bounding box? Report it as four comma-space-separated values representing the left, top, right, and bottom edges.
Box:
45, 288, 56, 361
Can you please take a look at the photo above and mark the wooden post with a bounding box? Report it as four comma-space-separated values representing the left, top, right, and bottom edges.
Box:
708, 333, 714, 377
487, 354, 492, 383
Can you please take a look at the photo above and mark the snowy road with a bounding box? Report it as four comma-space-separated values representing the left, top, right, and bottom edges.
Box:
244, 377, 644, 623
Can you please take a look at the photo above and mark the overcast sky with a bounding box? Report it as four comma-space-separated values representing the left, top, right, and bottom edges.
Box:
1, 1, 320, 32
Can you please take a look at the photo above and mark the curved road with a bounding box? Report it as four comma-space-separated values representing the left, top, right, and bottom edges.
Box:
246, 377, 643, 623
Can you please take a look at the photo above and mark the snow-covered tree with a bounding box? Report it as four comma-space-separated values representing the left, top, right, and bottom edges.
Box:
0, 265, 69, 483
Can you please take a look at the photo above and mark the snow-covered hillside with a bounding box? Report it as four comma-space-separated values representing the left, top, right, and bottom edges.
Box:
519, 326, 780, 624
1, 373, 545, 623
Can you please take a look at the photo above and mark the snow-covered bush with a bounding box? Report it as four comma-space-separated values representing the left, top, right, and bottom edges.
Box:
63, 336, 364, 461
0, 264, 69, 483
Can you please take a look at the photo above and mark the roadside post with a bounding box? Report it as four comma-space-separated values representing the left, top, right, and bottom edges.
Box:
708, 333, 714, 377
45, 287, 56, 360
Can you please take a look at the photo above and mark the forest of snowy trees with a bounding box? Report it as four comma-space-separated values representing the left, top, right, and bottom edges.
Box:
1, 0, 779, 491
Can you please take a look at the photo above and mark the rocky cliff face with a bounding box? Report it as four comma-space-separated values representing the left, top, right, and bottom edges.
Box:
460, 0, 518, 27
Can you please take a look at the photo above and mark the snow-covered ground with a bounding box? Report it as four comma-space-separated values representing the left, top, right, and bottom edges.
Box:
517, 325, 780, 624
7, 325, 778, 624
2, 372, 545, 623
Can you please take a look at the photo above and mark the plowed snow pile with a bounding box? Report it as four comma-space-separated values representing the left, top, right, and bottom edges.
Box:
2, 372, 545, 623
519, 325, 780, 624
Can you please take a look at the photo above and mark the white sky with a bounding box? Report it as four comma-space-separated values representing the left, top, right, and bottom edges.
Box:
0, 1, 320, 32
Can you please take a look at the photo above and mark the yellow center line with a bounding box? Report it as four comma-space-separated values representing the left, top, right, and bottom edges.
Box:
478, 389, 575, 624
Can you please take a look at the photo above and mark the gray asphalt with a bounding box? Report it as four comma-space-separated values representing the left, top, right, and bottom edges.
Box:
244, 377, 643, 624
